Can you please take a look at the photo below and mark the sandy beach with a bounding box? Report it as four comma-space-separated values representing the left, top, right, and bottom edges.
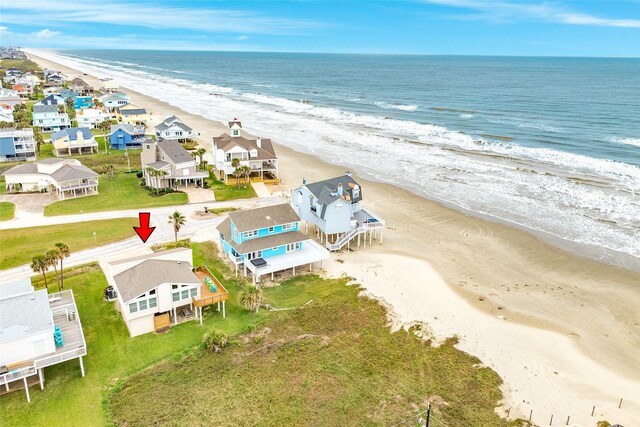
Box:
27, 52, 640, 425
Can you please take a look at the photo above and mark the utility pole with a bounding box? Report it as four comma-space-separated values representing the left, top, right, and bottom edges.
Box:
125, 149, 131, 172
426, 402, 431, 427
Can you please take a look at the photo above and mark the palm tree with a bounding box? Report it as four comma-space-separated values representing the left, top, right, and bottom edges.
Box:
239, 285, 263, 313
98, 120, 111, 154
55, 242, 70, 289
231, 158, 240, 187
157, 170, 168, 193
239, 165, 252, 186
31, 255, 50, 291
168, 211, 186, 242
46, 250, 61, 291
196, 148, 206, 171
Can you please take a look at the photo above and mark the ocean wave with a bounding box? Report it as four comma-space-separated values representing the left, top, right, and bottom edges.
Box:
30, 48, 640, 263
459, 113, 474, 119
608, 136, 640, 148
374, 101, 418, 111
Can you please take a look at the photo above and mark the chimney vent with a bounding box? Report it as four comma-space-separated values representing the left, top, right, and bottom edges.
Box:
337, 183, 344, 196
256, 138, 262, 148
345, 171, 352, 177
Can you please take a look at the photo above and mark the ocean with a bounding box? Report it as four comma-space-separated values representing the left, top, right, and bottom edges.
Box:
33, 50, 640, 269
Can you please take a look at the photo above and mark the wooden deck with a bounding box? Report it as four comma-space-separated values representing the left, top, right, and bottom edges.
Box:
192, 266, 229, 308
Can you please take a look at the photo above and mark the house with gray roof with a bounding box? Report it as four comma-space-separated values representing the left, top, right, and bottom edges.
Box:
154, 115, 198, 142
100, 248, 228, 336
119, 107, 150, 125
32, 103, 70, 132
291, 172, 385, 251
212, 120, 278, 182
3, 158, 99, 198
140, 138, 208, 189
217, 204, 330, 283
68, 77, 93, 95
0, 278, 87, 402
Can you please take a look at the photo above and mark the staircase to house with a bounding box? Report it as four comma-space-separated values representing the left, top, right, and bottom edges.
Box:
326, 224, 362, 251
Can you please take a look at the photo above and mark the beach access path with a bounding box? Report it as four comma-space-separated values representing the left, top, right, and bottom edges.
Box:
23, 50, 640, 426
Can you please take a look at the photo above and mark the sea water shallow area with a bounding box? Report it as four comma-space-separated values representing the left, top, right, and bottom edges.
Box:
33, 49, 640, 270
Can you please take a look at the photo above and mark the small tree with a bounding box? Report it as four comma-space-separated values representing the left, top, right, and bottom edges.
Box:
231, 158, 240, 187
203, 328, 228, 353
239, 165, 251, 185
196, 148, 206, 171
31, 255, 50, 291
46, 250, 61, 291
33, 127, 44, 154
102, 164, 115, 179
239, 285, 263, 313
168, 210, 186, 242
55, 242, 70, 290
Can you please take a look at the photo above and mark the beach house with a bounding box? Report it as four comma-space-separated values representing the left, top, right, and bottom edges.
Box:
3, 158, 99, 198
0, 278, 87, 402
212, 120, 279, 182
32, 104, 71, 132
0, 88, 24, 108
100, 92, 130, 109
46, 72, 68, 84
291, 172, 385, 251
51, 127, 98, 157
154, 115, 198, 142
76, 108, 109, 128
109, 123, 146, 149
68, 77, 93, 95
216, 204, 330, 283
0, 128, 36, 163
100, 248, 229, 337
35, 94, 64, 107
101, 78, 119, 92
119, 107, 150, 125
11, 84, 30, 98
141, 138, 208, 189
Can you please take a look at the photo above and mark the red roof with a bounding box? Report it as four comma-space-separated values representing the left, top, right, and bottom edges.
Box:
12, 84, 25, 92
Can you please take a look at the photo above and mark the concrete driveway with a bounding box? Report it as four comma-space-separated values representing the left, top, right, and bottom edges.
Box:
0, 192, 60, 220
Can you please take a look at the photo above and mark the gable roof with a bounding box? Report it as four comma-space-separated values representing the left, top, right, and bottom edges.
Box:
70, 77, 91, 88
226, 203, 300, 233
228, 120, 242, 128
52, 127, 92, 141
33, 104, 62, 114
50, 163, 99, 182
213, 133, 276, 160
156, 115, 192, 132
36, 94, 64, 106
112, 259, 201, 302
157, 140, 193, 164
305, 174, 363, 209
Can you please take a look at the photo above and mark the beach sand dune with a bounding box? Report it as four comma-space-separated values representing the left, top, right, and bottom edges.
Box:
27, 51, 640, 425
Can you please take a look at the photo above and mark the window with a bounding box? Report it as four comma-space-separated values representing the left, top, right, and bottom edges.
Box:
268, 227, 274, 233
353, 188, 360, 198
247, 250, 262, 260
149, 297, 157, 308
129, 303, 138, 313
181, 289, 189, 300
282, 223, 295, 230
286, 242, 301, 252
190, 288, 198, 297
272, 247, 278, 251
172, 292, 180, 302
139, 299, 148, 311
242, 230, 257, 238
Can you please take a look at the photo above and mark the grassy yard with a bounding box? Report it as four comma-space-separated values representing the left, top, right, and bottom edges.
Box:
0, 58, 41, 73
0, 201, 15, 221
44, 172, 188, 216
0, 218, 138, 270
207, 173, 256, 201
0, 241, 521, 426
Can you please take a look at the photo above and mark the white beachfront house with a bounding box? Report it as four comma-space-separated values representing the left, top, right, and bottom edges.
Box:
2, 158, 99, 198
217, 204, 330, 283
291, 172, 385, 251
100, 248, 229, 337
140, 138, 208, 189
76, 107, 110, 128
100, 92, 130, 109
212, 120, 278, 182
0, 278, 87, 402
154, 115, 198, 142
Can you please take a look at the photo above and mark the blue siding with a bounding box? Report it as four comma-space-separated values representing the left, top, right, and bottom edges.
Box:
110, 128, 143, 150
0, 136, 16, 156
232, 222, 299, 244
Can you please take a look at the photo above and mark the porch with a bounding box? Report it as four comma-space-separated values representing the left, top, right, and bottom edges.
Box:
0, 290, 87, 402
243, 239, 330, 284
192, 265, 229, 325
54, 143, 98, 157
55, 179, 99, 199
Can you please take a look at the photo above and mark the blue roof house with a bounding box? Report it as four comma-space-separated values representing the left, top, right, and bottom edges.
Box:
109, 123, 146, 150
216, 204, 330, 283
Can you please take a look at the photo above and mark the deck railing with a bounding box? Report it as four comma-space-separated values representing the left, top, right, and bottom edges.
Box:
192, 265, 229, 308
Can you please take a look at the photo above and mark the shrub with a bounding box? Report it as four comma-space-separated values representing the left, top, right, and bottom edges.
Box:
203, 328, 228, 353
135, 171, 143, 178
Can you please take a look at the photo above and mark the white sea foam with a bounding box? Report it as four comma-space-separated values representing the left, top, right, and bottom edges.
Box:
459, 113, 474, 119
608, 136, 640, 148
374, 101, 418, 111
31, 49, 640, 264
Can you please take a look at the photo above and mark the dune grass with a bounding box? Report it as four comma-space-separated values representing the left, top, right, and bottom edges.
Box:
0, 202, 15, 221
44, 172, 188, 216
0, 218, 138, 270
0, 241, 521, 426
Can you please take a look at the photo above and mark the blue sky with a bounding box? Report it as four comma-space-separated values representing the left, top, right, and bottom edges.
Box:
1, 1, 639, 56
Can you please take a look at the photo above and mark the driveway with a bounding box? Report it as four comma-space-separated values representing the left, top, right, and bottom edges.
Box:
0, 192, 60, 220
182, 186, 215, 203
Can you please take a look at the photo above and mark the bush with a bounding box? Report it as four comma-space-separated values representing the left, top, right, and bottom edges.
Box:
203, 328, 228, 353
136, 171, 143, 178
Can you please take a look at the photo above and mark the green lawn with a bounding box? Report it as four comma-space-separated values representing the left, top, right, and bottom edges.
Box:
44, 172, 188, 216
207, 173, 256, 201
0, 201, 15, 221
0, 218, 138, 270
0, 58, 41, 73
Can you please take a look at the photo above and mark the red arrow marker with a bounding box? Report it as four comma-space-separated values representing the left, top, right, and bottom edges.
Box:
133, 212, 156, 243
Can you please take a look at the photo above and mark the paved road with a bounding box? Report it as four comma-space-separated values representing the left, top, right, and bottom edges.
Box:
0, 196, 282, 282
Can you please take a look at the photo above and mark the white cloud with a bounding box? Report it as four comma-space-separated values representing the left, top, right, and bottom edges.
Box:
423, 0, 640, 28
31, 29, 62, 38
1, 0, 322, 35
